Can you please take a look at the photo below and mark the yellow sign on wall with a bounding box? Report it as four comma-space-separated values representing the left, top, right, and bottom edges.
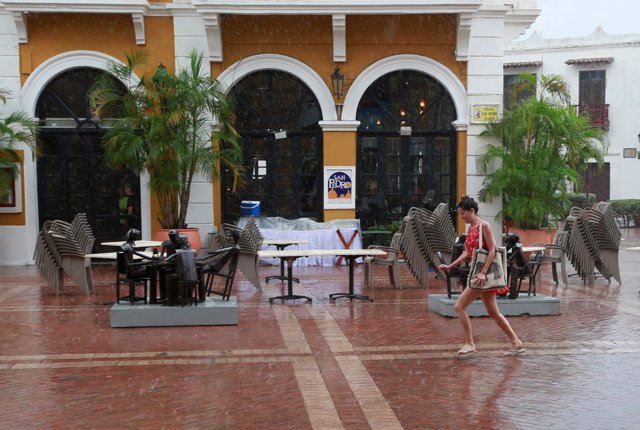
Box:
471, 104, 499, 123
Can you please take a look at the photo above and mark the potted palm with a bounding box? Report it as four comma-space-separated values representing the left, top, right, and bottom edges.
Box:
479, 74, 607, 243
0, 89, 38, 203
90, 50, 243, 250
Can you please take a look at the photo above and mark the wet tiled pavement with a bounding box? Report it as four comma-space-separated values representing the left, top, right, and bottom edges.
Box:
2, 229, 640, 429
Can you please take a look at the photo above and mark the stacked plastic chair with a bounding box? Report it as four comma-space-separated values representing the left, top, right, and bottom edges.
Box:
583, 204, 621, 284
34, 220, 64, 294
236, 217, 264, 291
33, 213, 95, 294
563, 208, 595, 284
397, 204, 457, 289
562, 205, 621, 284
398, 210, 430, 288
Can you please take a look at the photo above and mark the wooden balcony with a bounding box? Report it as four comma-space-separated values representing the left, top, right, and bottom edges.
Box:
576, 104, 609, 130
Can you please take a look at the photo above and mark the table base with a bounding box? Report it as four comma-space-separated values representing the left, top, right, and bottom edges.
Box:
329, 293, 373, 303
269, 294, 312, 304
265, 275, 300, 284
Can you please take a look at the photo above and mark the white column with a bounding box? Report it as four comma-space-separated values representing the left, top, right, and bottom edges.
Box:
465, 5, 508, 237
173, 11, 216, 248
0, 11, 37, 265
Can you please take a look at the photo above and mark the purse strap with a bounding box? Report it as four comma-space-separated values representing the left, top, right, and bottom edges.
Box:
477, 221, 485, 251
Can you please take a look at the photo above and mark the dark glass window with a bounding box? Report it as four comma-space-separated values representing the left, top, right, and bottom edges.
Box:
579, 70, 606, 105
356, 71, 457, 228
503, 74, 535, 110
223, 71, 323, 223
35, 68, 139, 249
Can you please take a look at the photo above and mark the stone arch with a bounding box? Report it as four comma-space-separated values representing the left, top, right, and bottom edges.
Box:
342, 54, 467, 125
21, 50, 151, 238
217, 54, 337, 121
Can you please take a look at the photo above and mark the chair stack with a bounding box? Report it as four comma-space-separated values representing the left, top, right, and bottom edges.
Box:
236, 217, 264, 291
583, 204, 621, 283
33, 213, 95, 294
397, 204, 457, 288
398, 211, 430, 288
562, 205, 621, 284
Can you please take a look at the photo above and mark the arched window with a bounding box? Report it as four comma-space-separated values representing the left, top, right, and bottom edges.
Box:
35, 68, 140, 246
223, 70, 323, 222
356, 70, 457, 228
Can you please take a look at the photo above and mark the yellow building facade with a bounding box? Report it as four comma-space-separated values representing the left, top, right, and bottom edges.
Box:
0, 0, 538, 264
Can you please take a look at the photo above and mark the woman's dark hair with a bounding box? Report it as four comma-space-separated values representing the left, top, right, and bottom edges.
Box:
457, 195, 478, 213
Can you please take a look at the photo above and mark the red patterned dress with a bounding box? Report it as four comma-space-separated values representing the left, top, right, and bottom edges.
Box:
465, 224, 509, 295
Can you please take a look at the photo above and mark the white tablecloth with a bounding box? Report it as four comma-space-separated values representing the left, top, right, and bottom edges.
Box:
259, 228, 362, 266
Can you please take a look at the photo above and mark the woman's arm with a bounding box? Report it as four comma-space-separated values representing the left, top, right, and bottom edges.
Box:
438, 249, 468, 271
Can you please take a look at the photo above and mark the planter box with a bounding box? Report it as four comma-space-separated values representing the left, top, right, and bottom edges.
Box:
508, 227, 557, 246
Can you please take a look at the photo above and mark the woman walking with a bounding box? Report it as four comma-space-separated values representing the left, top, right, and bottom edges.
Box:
438, 196, 525, 355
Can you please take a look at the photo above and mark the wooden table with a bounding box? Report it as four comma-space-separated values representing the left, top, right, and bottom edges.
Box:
257, 248, 386, 304
262, 239, 310, 284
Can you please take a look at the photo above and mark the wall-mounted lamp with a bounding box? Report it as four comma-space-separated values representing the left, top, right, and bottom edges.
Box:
637, 132, 640, 144
331, 67, 345, 120
331, 67, 344, 99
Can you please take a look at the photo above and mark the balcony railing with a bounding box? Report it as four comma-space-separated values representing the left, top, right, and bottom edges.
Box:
576, 104, 609, 130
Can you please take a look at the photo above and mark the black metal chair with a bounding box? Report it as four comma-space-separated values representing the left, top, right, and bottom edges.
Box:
202, 246, 240, 301
507, 250, 543, 298
116, 251, 150, 304
436, 234, 468, 298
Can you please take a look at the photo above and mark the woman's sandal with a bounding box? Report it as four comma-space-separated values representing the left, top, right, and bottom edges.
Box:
457, 345, 477, 355
504, 346, 526, 356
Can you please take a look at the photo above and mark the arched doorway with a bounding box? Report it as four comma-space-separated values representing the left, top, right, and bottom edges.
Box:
35, 67, 140, 248
222, 70, 323, 223
356, 70, 457, 229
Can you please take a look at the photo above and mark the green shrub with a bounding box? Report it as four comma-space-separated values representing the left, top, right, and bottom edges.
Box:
609, 199, 640, 227
363, 221, 402, 247
560, 192, 597, 218
568, 192, 597, 209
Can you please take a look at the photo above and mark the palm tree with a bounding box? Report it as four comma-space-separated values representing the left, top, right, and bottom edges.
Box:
479, 73, 607, 229
0, 89, 38, 202
90, 50, 243, 229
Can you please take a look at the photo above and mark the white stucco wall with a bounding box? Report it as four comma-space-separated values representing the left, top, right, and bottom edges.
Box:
506, 28, 640, 200
0, 12, 37, 265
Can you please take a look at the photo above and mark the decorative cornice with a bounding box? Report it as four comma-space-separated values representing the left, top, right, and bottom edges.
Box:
319, 120, 360, 132
456, 12, 473, 61
0, 0, 150, 14
132, 13, 145, 45
203, 14, 223, 62
12, 12, 28, 43
0, 1, 154, 44
192, 0, 483, 15
332, 14, 346, 63
508, 26, 640, 52
452, 119, 468, 131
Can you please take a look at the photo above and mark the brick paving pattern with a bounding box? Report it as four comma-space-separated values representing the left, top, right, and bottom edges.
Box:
2, 228, 640, 429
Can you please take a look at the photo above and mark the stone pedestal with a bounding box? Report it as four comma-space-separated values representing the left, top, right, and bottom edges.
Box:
110, 296, 238, 327
428, 294, 560, 317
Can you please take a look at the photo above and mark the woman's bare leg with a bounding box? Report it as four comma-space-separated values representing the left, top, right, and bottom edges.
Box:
480, 292, 523, 348
454, 287, 482, 351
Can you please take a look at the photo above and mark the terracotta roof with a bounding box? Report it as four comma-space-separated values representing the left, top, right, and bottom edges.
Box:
504, 61, 543, 68
565, 57, 614, 65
